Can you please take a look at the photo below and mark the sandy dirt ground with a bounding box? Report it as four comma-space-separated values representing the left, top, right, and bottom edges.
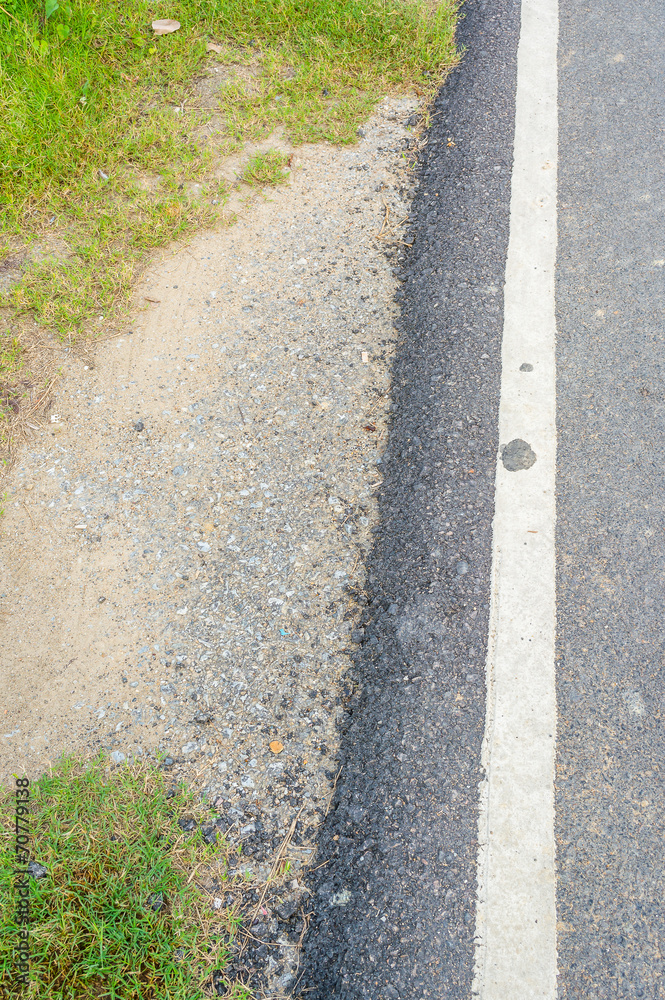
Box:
1, 96, 418, 839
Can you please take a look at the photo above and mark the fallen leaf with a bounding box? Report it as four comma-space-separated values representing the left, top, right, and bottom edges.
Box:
206, 42, 223, 53
152, 18, 181, 35
269, 740, 284, 754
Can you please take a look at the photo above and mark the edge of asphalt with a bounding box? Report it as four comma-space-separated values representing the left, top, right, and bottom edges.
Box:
296, 2, 521, 996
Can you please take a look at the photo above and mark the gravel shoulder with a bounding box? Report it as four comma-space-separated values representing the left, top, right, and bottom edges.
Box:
1, 96, 421, 994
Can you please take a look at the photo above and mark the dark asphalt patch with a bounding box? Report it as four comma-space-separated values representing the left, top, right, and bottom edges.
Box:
500, 438, 537, 471
297, 1, 521, 996
556, 1, 665, 996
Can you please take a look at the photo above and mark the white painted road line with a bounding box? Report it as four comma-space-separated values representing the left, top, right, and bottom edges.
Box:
472, 0, 559, 997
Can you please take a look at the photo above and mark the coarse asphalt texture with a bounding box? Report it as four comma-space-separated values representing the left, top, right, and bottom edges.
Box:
555, 1, 665, 996
298, 2, 520, 996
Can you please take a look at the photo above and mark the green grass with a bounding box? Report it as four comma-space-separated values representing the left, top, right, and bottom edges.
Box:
0, 0, 459, 443
240, 150, 290, 187
2, 0, 458, 215
0, 753, 250, 999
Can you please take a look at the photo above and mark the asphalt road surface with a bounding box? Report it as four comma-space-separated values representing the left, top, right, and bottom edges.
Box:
298, 0, 665, 997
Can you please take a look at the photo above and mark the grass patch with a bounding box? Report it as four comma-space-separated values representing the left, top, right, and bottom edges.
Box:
0, 0, 459, 456
0, 752, 259, 999
240, 150, 290, 187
